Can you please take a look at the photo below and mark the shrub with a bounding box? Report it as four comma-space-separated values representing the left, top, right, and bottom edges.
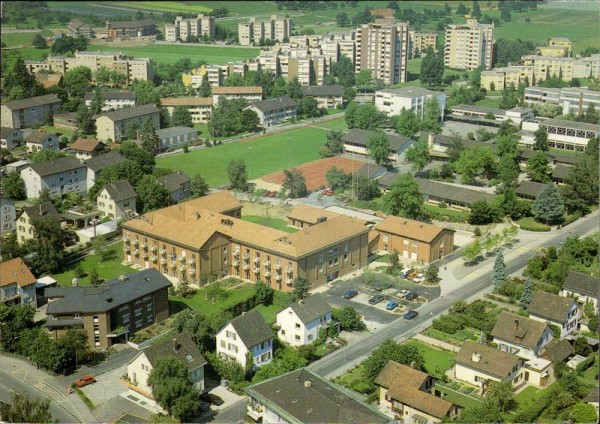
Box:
438, 202, 448, 209
474, 227, 482, 237
518, 217, 551, 232
432, 314, 464, 334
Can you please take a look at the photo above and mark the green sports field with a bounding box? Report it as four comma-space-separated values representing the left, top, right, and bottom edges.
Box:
157, 120, 346, 187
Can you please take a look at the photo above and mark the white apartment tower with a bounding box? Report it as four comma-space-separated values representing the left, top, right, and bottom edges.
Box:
444, 19, 494, 70
238, 15, 292, 46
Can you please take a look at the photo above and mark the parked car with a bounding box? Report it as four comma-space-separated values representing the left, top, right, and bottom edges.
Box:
200, 393, 224, 406
405, 291, 419, 301
399, 289, 410, 298
386, 300, 399, 310
368, 294, 385, 305
400, 269, 411, 278
74, 375, 96, 388
343, 290, 359, 299
321, 188, 335, 196
403, 310, 419, 320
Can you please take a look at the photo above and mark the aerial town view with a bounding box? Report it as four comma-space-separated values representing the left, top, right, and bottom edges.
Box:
0, 0, 598, 423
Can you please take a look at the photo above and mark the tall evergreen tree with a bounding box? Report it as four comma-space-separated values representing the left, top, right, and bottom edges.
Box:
75, 103, 95, 135
527, 151, 551, 183
171, 106, 193, 127
533, 128, 549, 151
420, 47, 444, 86
520, 277, 534, 310
4, 57, 44, 100
533, 183, 565, 225
198, 75, 212, 97
493, 249, 507, 290
139, 119, 160, 154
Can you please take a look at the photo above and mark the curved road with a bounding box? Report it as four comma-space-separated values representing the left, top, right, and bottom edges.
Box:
309, 211, 599, 379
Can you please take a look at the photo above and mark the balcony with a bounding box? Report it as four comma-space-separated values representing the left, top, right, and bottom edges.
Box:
124, 245, 131, 252
275, 263, 282, 270
286, 265, 293, 274
242, 264, 250, 270
151, 246, 158, 252
180, 255, 186, 262
170, 261, 177, 268
189, 256, 195, 264
253, 257, 261, 263
151, 256, 158, 262
253, 268, 260, 274
133, 249, 139, 256
123, 235, 130, 242
264, 271, 271, 277
133, 240, 139, 246
233, 260, 240, 267
179, 265, 186, 272
189, 268, 196, 275
275, 274, 282, 281
233, 249, 240, 257
242, 253, 250, 260
160, 258, 167, 265
142, 252, 149, 259
264, 259, 271, 267
141, 242, 148, 248
160, 248, 166, 254
286, 279, 294, 286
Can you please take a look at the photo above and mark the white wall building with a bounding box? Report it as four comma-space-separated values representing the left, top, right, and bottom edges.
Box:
528, 291, 581, 339
25, 131, 59, 154
491, 312, 554, 361
83, 91, 136, 112
560, 271, 599, 312
375, 87, 446, 120
521, 118, 600, 151
276, 294, 332, 346
0, 197, 16, 236
21, 157, 87, 198
97, 180, 137, 220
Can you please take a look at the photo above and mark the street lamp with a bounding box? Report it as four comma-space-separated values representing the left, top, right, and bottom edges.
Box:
288, 136, 291, 169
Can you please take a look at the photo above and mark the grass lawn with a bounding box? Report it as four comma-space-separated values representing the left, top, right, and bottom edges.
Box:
242, 215, 298, 233
404, 340, 455, 379
2, 31, 53, 48
315, 118, 348, 131
476, 97, 502, 108
251, 291, 289, 324
335, 364, 367, 389
514, 386, 539, 407
157, 124, 335, 187
517, 217, 551, 232
40, 125, 76, 138
434, 384, 483, 409
87, 43, 259, 65
3, 47, 51, 68
52, 241, 135, 287
423, 203, 470, 223
169, 283, 255, 315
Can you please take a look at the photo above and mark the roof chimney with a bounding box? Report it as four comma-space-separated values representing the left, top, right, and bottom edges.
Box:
173, 338, 178, 352
471, 352, 481, 363
514, 319, 519, 332
304, 380, 312, 388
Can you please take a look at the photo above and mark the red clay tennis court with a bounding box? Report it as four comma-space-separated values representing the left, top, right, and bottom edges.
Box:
260, 157, 361, 191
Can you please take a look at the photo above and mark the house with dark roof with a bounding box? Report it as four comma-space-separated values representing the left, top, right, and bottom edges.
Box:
245, 368, 390, 424
21, 156, 88, 198
85, 151, 127, 188
1, 127, 23, 149
276, 294, 332, 346
70, 138, 106, 160
343, 128, 415, 164
25, 131, 59, 154
416, 178, 496, 210
491, 312, 554, 360
44, 269, 171, 349
157, 171, 191, 204
95, 104, 160, 142
83, 91, 136, 112
541, 339, 576, 364
67, 19, 94, 38
16, 201, 62, 244
126, 332, 207, 402
300, 84, 344, 109
528, 290, 580, 339
155, 126, 197, 151
97, 180, 137, 220
216, 310, 273, 370
375, 360, 459, 423
455, 341, 526, 394
1, 94, 61, 129
0, 257, 37, 306
551, 164, 572, 184
515, 180, 547, 200
106, 18, 156, 38
244, 96, 297, 127
560, 271, 599, 311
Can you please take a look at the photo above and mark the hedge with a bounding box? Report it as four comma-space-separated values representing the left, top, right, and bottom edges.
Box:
518, 217, 551, 232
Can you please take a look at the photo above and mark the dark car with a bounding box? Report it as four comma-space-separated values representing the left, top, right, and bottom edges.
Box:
368, 294, 385, 305
200, 393, 224, 406
405, 291, 419, 301
404, 310, 419, 320
343, 290, 359, 299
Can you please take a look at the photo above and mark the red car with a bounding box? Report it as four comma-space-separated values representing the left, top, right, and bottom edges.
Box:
321, 189, 335, 196
74, 375, 96, 388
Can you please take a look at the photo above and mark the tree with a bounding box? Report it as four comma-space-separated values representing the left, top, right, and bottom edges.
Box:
75, 102, 95, 135
95, 66, 111, 87
290, 277, 310, 302
139, 119, 160, 154
29, 216, 65, 275
198, 75, 212, 97
255, 281, 274, 306
425, 264, 439, 283
320, 130, 344, 158
497, 153, 520, 186
32, 33, 47, 49
533, 128, 549, 151
405, 140, 431, 173
571, 403, 598, 424
190, 173, 209, 197
50, 35, 87, 55
533, 183, 565, 225
367, 131, 391, 167
447, 132, 464, 163
227, 159, 248, 191
456, 3, 468, 15
396, 108, 421, 139
468, 200, 497, 225
63, 66, 92, 98
461, 240, 481, 263
357, 176, 381, 201
240, 109, 259, 132
384, 174, 425, 219
336, 12, 349, 27
332, 306, 366, 331
0, 304, 35, 353
493, 249, 507, 290
487, 380, 515, 412
282, 168, 307, 198
2, 171, 27, 200
89, 268, 99, 286
299, 97, 320, 118
520, 277, 534, 309
353, 104, 385, 130
326, 167, 352, 191
420, 97, 442, 134
88, 88, 105, 115
171, 106, 193, 127
136, 175, 170, 212
363, 340, 424, 381
583, 103, 599, 124
3, 57, 44, 101
500, 8, 511, 21
471, 0, 482, 18
573, 336, 591, 357
251, 347, 309, 383
454, 145, 496, 183
460, 400, 504, 424
527, 151, 551, 183
330, 55, 356, 87
0, 392, 53, 423
91, 235, 111, 262
420, 47, 444, 86
356, 70, 373, 92
562, 155, 599, 214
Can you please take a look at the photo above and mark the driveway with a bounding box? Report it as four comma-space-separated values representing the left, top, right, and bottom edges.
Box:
80, 366, 127, 406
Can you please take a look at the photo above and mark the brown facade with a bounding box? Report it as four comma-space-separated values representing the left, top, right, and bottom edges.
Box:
377, 229, 454, 263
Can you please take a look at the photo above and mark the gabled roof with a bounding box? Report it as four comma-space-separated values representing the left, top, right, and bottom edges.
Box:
157, 171, 191, 192
377, 171, 402, 189
416, 178, 496, 206
69, 19, 88, 30
375, 215, 451, 243
342, 128, 412, 152
284, 294, 331, 324
515, 180, 546, 198
287, 205, 340, 225
1, 127, 22, 140
97, 104, 159, 123
227, 310, 273, 348
0, 258, 36, 288
455, 341, 522, 379
25, 131, 54, 144
142, 332, 207, 372
541, 339, 575, 363
563, 271, 598, 298
103, 180, 137, 203
83, 91, 136, 101
300, 85, 344, 97
29, 157, 85, 177
2, 94, 61, 111
528, 290, 577, 322
491, 312, 551, 349
213, 86, 263, 95
35, 73, 63, 89
71, 138, 103, 152
20, 201, 61, 222
86, 151, 126, 172
375, 360, 428, 389
160, 97, 213, 107
552, 164, 572, 180
248, 96, 297, 113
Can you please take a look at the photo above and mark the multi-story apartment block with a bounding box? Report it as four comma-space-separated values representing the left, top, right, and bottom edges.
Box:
26, 52, 153, 85
444, 19, 494, 70
16, 201, 62, 244
1, 94, 61, 129
311, 55, 330, 85
480, 65, 534, 91
44, 269, 171, 349
548, 37, 572, 55
0, 197, 16, 236
161, 97, 213, 124
25, 131, 59, 154
97, 180, 137, 220
524, 86, 600, 116
120, 191, 369, 290
106, 19, 156, 38
21, 157, 88, 199
0, 258, 37, 306
212, 86, 263, 105
83, 91, 136, 112
165, 14, 215, 42
355, 19, 410, 85
1, 127, 23, 149
521, 118, 600, 151
67, 19, 94, 38
521, 54, 600, 82
537, 45, 570, 57
375, 87, 446, 120
86, 151, 127, 189
95, 104, 160, 142
238, 15, 292, 46
258, 52, 280, 77
245, 96, 298, 127
408, 31, 438, 59
300, 85, 344, 109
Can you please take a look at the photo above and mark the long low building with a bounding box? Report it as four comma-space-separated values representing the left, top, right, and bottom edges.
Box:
416, 178, 496, 210
521, 118, 600, 151
343, 128, 415, 163
448, 104, 534, 126
524, 86, 600, 116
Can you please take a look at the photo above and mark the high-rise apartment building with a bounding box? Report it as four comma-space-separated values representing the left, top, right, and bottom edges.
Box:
444, 19, 494, 70
408, 31, 438, 59
238, 15, 292, 46
355, 19, 409, 85
164, 14, 215, 42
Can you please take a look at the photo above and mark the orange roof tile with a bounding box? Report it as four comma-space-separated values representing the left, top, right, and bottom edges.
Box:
213, 86, 263, 95
160, 97, 213, 107
0, 258, 36, 288
375, 215, 452, 243
71, 138, 102, 152
287, 204, 340, 225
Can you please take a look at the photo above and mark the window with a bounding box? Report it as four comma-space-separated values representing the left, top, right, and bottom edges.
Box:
226, 330, 236, 340
344, 242, 349, 253
122, 313, 130, 324
403, 239, 409, 245
294, 335, 301, 341
220, 340, 226, 348
295, 323, 301, 329
135, 319, 143, 328
344, 253, 349, 262
411, 240, 418, 247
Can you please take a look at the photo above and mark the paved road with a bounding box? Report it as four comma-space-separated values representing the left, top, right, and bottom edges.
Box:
209, 398, 247, 424
308, 211, 599, 379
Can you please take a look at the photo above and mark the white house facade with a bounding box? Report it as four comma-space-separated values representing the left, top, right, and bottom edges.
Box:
276, 294, 332, 347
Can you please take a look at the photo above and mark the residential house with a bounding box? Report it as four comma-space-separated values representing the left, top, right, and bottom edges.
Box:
491, 312, 554, 361
1, 127, 23, 149
287, 205, 340, 230
244, 96, 297, 127
106, 18, 156, 38
1, 94, 61, 129
584, 389, 599, 417
155, 127, 197, 151
160, 97, 213, 124
300, 85, 344, 109
541, 339, 576, 364
374, 215, 455, 263
4, 159, 32, 174
85, 151, 126, 189
126, 332, 207, 403
157, 171, 191, 204
416, 178, 496, 210
97, 180, 137, 220
375, 87, 446, 120
95, 104, 160, 142
21, 157, 88, 198
70, 138, 106, 160
16, 201, 62, 244
52, 112, 79, 131
67, 19, 94, 38
376, 360, 458, 424
44, 269, 171, 349
212, 86, 263, 105
0, 257, 37, 306
454, 341, 525, 393
25, 131, 59, 154
560, 271, 599, 311
0, 197, 16, 236
276, 294, 332, 346
515, 180, 546, 200
343, 128, 415, 163
216, 310, 273, 370
528, 290, 580, 338
245, 368, 389, 424
83, 91, 136, 112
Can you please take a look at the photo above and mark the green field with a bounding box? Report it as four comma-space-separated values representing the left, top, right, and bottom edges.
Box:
405, 340, 456, 379
157, 121, 343, 187
170, 283, 256, 315
475, 97, 502, 108
2, 31, 54, 48
251, 291, 289, 324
